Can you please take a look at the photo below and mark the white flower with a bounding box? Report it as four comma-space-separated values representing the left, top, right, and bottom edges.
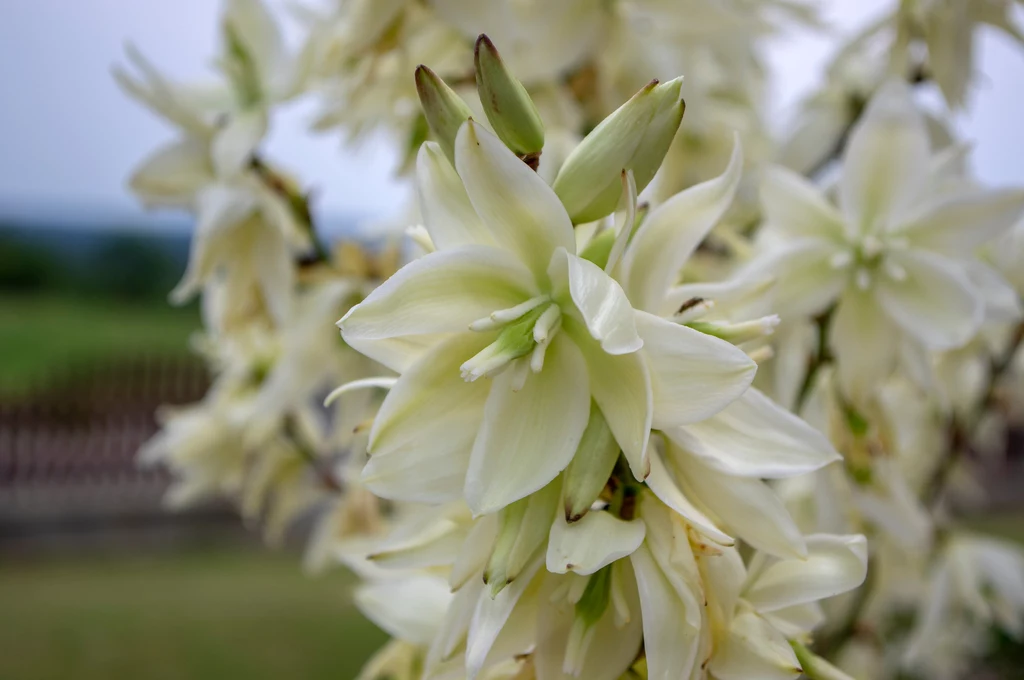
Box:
903, 534, 1024, 676
746, 80, 1024, 401
339, 118, 757, 516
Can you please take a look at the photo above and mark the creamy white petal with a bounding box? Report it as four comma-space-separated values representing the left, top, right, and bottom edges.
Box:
631, 542, 701, 680
547, 511, 646, 575
635, 311, 756, 428
709, 611, 803, 680
896, 188, 1024, 253
171, 184, 257, 303
129, 137, 213, 207
571, 325, 652, 481
466, 558, 542, 680
416, 141, 495, 250
829, 286, 898, 403
455, 120, 576, 280
875, 249, 983, 350
961, 260, 1023, 321
363, 334, 490, 503
621, 135, 743, 314
342, 333, 449, 374
428, 575, 485, 670
354, 574, 452, 646
742, 534, 869, 613
556, 250, 643, 354
644, 450, 734, 546
761, 602, 826, 640
449, 516, 499, 593
534, 563, 643, 680
760, 164, 846, 242
667, 387, 839, 479
339, 245, 538, 341
212, 108, 267, 176
223, 0, 284, 83
840, 80, 930, 232
466, 335, 590, 515
674, 451, 807, 559
741, 240, 847, 318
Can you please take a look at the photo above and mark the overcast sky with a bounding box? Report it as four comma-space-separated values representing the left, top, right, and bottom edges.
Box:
0, 0, 1021, 232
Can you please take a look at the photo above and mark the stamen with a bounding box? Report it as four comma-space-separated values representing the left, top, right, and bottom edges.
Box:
884, 259, 907, 281
490, 296, 549, 324
468, 295, 549, 332
531, 340, 550, 373
563, 617, 597, 677
829, 251, 853, 269
674, 299, 715, 324
533, 304, 562, 343
461, 344, 513, 381
861, 235, 884, 258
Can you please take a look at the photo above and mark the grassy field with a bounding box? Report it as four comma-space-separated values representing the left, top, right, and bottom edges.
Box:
0, 293, 199, 395
0, 549, 387, 680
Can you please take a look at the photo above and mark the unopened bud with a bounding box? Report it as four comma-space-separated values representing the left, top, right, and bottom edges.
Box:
415, 65, 473, 164
563, 403, 619, 522
483, 481, 559, 598
474, 34, 545, 162
553, 77, 684, 224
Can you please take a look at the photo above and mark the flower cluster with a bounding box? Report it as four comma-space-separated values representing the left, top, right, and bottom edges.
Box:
119, 1, 1024, 679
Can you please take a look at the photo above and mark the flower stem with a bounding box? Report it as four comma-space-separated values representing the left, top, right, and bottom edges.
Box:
795, 306, 835, 413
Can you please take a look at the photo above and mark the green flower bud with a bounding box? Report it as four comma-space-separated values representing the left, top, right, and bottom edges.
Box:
414, 65, 473, 164
483, 480, 560, 598
474, 34, 545, 165
563, 402, 619, 522
790, 641, 855, 680
553, 77, 684, 224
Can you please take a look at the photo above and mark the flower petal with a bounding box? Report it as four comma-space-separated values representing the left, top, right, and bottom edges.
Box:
534, 562, 643, 680
742, 534, 869, 613
673, 451, 807, 559
547, 511, 646, 575
635, 311, 756, 428
630, 542, 702, 680
212, 108, 268, 176
897, 188, 1024, 254
466, 557, 542, 680
465, 335, 591, 515
354, 574, 452, 646
416, 141, 496, 250
667, 388, 839, 479
875, 249, 983, 350
829, 286, 899, 402
339, 245, 538, 341
363, 333, 490, 503
171, 184, 258, 304
455, 119, 575, 280
961, 260, 1023, 322
644, 449, 734, 546
741, 240, 846, 318
129, 137, 213, 207
840, 79, 930, 232
556, 250, 643, 354
709, 611, 803, 680
760, 164, 846, 242
571, 326, 652, 480
621, 135, 743, 314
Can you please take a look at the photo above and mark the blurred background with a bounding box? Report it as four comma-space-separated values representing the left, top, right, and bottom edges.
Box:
1, 1, 1023, 679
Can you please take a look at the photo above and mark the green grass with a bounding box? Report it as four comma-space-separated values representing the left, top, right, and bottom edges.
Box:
0, 294, 199, 395
0, 549, 388, 680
